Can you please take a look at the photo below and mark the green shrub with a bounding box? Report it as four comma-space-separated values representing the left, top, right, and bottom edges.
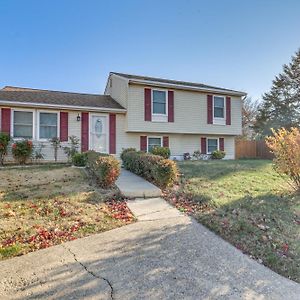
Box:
0, 132, 10, 165
86, 151, 120, 188
122, 151, 178, 188
211, 150, 226, 159
72, 153, 87, 166
12, 140, 33, 164
120, 148, 136, 161
85, 150, 109, 163
150, 146, 170, 159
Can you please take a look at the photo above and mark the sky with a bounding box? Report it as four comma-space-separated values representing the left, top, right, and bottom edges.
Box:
0, 0, 300, 101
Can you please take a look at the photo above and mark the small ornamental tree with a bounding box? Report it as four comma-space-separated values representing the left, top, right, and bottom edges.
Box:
266, 127, 300, 190
63, 135, 80, 161
50, 137, 61, 162
0, 132, 10, 165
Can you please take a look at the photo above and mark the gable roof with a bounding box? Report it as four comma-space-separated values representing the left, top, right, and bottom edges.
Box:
0, 86, 125, 111
111, 72, 246, 96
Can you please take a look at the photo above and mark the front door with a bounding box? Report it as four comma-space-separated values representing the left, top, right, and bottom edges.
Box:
90, 114, 108, 153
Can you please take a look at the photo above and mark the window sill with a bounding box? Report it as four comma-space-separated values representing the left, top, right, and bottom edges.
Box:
11, 137, 33, 141
152, 114, 168, 122
213, 118, 226, 125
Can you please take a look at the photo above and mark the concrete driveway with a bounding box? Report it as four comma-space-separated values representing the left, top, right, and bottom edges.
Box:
0, 197, 299, 300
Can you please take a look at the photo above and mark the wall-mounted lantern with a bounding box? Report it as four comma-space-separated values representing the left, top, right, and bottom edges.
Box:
77, 113, 81, 122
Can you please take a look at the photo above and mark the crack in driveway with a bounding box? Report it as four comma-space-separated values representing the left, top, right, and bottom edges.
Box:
61, 244, 114, 299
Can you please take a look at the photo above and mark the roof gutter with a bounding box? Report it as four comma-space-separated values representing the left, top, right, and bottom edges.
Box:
0, 100, 127, 113
128, 79, 247, 97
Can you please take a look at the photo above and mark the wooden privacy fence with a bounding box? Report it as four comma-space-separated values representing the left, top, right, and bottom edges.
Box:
235, 140, 274, 159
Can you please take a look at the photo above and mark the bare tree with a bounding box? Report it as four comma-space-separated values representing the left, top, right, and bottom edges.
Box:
241, 97, 260, 140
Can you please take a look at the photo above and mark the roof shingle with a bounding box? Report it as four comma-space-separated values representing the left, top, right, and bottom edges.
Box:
0, 86, 125, 110
111, 72, 246, 95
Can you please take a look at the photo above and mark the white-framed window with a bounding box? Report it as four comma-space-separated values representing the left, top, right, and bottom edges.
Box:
38, 111, 59, 140
12, 109, 34, 139
147, 137, 162, 152
152, 90, 167, 115
213, 96, 225, 119
207, 138, 219, 154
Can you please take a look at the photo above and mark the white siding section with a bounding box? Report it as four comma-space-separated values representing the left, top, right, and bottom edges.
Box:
68, 111, 81, 147
127, 84, 242, 135
1, 107, 83, 162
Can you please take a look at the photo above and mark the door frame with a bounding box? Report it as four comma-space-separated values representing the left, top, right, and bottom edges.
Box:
89, 113, 109, 153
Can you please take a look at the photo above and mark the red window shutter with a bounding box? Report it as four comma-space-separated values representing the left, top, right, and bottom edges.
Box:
201, 137, 207, 154
163, 136, 169, 147
207, 95, 213, 124
219, 137, 224, 151
1, 108, 11, 134
109, 113, 116, 154
140, 136, 147, 151
60, 112, 68, 142
144, 88, 152, 121
81, 112, 89, 152
168, 91, 174, 122
226, 96, 231, 125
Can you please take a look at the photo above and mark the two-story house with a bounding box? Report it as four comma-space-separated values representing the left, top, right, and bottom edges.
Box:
0, 72, 246, 161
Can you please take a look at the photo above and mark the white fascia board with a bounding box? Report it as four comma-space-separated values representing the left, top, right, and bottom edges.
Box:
128, 79, 247, 97
0, 100, 127, 113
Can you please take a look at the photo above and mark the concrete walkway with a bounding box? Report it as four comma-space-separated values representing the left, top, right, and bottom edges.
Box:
0, 171, 299, 299
116, 169, 161, 198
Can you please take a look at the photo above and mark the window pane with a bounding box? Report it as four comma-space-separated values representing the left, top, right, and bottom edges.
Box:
39, 113, 57, 139
214, 107, 224, 118
208, 139, 218, 153
153, 90, 166, 114
153, 103, 166, 114
153, 91, 166, 104
40, 113, 57, 126
214, 97, 224, 108
40, 126, 57, 139
13, 111, 33, 138
214, 97, 224, 118
148, 138, 161, 152
14, 125, 33, 139
14, 111, 33, 125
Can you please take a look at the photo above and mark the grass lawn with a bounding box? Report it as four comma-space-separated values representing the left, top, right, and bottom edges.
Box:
164, 159, 300, 282
0, 165, 134, 260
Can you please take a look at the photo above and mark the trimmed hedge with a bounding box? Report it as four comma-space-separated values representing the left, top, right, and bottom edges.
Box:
150, 146, 170, 159
120, 147, 136, 161
121, 149, 178, 188
86, 151, 120, 188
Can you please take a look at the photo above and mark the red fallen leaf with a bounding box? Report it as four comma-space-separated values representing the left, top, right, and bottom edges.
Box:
282, 243, 289, 253
2, 238, 15, 247
221, 218, 230, 228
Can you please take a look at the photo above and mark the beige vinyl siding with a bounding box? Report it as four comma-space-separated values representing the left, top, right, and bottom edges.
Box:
126, 84, 242, 135
115, 114, 139, 154
114, 118, 236, 159
106, 75, 128, 109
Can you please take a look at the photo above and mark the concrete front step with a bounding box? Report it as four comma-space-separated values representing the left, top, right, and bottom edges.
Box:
116, 169, 162, 198
127, 197, 184, 221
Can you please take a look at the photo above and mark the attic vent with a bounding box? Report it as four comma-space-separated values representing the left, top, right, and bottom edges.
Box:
109, 79, 112, 88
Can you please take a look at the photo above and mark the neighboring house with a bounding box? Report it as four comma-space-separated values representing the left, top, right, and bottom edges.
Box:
0, 72, 246, 161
